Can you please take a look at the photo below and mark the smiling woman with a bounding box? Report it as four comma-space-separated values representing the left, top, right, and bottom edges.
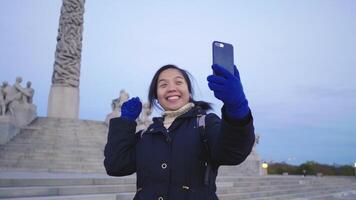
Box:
150, 65, 192, 111
104, 63, 256, 199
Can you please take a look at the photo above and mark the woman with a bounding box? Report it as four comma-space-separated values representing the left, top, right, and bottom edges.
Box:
104, 64, 255, 200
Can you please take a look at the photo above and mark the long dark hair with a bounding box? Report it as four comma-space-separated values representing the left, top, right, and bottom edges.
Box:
148, 64, 211, 111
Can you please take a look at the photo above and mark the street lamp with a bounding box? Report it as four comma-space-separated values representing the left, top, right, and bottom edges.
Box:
262, 162, 268, 169
261, 162, 268, 175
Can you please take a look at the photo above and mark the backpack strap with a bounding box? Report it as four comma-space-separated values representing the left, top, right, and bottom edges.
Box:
197, 114, 212, 186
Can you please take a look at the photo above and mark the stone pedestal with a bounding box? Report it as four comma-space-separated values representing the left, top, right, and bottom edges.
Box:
47, 85, 79, 119
0, 101, 37, 145
11, 102, 37, 127
261, 167, 268, 175
0, 116, 20, 145
105, 111, 120, 125
219, 148, 262, 176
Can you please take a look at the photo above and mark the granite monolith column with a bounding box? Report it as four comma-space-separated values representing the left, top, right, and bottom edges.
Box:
48, 0, 85, 119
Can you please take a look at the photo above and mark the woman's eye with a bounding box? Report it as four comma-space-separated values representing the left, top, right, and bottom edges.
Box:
159, 84, 167, 88
176, 81, 183, 85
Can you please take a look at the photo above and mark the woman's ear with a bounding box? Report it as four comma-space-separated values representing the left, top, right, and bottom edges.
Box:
189, 94, 193, 101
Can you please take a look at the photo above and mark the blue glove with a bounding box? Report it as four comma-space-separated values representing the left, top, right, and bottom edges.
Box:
207, 64, 249, 119
121, 97, 142, 121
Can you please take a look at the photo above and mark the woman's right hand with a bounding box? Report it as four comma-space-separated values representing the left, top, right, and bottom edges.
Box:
121, 97, 142, 121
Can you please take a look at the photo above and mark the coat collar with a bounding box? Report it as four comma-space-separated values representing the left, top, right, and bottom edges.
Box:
144, 106, 206, 135
152, 105, 206, 123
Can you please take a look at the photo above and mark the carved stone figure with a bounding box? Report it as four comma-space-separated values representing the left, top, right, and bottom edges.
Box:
23, 81, 34, 104
105, 90, 130, 125
255, 134, 260, 146
105, 90, 153, 128
1, 77, 37, 117
111, 90, 129, 112
13, 77, 27, 101
51, 0, 85, 88
2, 80, 19, 115
0, 84, 5, 115
0, 77, 37, 144
136, 102, 152, 131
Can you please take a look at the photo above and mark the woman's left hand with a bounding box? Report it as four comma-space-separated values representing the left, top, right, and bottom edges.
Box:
207, 64, 249, 119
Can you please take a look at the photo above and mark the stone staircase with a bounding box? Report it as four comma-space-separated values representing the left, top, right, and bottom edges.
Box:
0, 117, 108, 173
0, 173, 355, 200
0, 116, 260, 175
1, 117, 356, 199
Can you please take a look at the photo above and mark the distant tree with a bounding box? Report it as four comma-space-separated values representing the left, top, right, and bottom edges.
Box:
298, 161, 317, 175
335, 165, 354, 176
267, 161, 354, 176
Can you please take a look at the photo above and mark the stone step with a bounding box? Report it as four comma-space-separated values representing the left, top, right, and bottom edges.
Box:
28, 117, 106, 125
217, 175, 355, 184
1, 175, 355, 199
0, 143, 105, 153
0, 184, 136, 198
0, 176, 136, 187
1, 182, 354, 200
6, 137, 107, 146
15, 128, 107, 136
1, 180, 325, 198
0, 175, 323, 187
244, 187, 356, 200
1, 172, 355, 199
217, 181, 341, 195
219, 184, 356, 200
2, 174, 351, 188
0, 151, 104, 160
0, 159, 106, 172
0, 183, 329, 199
217, 177, 336, 187
0, 157, 104, 166
0, 167, 106, 173
0, 193, 119, 200
308, 190, 356, 200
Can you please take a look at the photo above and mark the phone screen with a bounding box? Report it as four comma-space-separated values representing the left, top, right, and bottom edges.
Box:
212, 41, 234, 75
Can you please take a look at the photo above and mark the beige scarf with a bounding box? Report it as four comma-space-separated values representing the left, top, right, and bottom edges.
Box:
162, 103, 195, 129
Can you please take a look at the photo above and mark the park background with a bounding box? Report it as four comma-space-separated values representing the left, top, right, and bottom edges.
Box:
0, 0, 355, 166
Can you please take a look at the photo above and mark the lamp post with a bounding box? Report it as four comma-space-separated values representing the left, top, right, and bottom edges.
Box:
261, 162, 268, 175
354, 162, 356, 176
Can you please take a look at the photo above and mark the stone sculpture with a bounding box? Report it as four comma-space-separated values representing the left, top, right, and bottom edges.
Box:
136, 102, 153, 131
0, 84, 5, 116
51, 0, 85, 88
105, 90, 130, 125
112, 90, 129, 113
105, 90, 152, 131
23, 81, 34, 104
48, 0, 85, 119
0, 77, 37, 144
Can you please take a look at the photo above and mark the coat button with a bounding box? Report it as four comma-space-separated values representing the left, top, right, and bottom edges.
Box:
161, 163, 167, 169
158, 197, 164, 200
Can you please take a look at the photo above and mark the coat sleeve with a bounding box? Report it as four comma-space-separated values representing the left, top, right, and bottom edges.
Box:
104, 117, 138, 176
206, 107, 255, 166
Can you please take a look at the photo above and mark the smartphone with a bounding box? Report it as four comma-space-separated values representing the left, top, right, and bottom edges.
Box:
212, 41, 234, 75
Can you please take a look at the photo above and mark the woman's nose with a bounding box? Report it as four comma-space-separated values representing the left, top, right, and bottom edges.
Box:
167, 84, 177, 92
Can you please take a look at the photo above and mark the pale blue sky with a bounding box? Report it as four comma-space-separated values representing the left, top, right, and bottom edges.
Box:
1, 0, 355, 165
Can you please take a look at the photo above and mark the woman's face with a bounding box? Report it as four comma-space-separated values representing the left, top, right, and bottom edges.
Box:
157, 68, 190, 111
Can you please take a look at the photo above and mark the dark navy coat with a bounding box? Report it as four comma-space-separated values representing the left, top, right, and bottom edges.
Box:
104, 105, 255, 200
